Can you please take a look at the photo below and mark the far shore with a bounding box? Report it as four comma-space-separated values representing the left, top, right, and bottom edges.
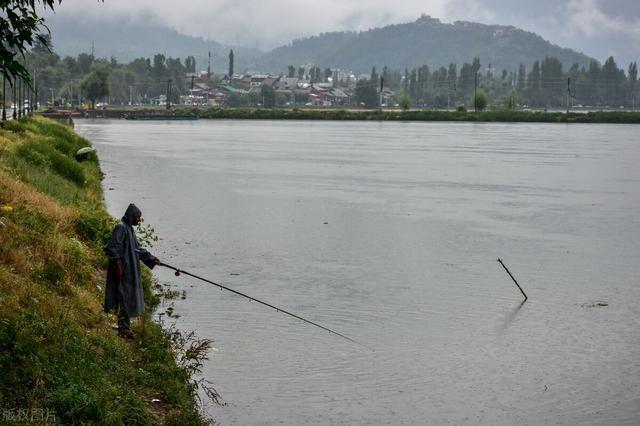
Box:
41, 107, 640, 124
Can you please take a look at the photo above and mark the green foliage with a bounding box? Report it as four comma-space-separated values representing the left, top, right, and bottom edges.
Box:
398, 94, 411, 111
0, 116, 211, 425
16, 138, 86, 186
75, 207, 115, 245
0, 0, 58, 82
504, 90, 517, 110
472, 90, 488, 111
80, 63, 110, 109
354, 79, 379, 107
184, 106, 640, 124
135, 220, 159, 248
258, 17, 593, 75
260, 85, 276, 107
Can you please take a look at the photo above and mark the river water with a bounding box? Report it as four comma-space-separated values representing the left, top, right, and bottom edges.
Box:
76, 119, 640, 425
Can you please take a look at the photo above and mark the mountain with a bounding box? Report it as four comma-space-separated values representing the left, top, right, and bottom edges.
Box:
45, 14, 263, 73
258, 15, 595, 74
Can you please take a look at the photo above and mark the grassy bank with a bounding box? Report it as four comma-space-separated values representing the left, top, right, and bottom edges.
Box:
0, 116, 213, 425
168, 107, 640, 123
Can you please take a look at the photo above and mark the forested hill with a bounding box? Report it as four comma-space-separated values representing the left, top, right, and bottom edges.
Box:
258, 15, 594, 74
46, 14, 263, 73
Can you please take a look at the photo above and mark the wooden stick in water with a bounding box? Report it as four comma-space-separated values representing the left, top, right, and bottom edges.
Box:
497, 258, 528, 301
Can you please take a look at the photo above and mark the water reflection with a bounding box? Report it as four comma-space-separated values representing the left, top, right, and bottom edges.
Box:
498, 300, 526, 332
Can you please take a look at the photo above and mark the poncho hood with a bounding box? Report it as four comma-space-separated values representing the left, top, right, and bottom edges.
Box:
122, 203, 142, 225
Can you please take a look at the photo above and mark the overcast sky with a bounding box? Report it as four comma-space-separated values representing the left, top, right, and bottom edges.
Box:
48, 0, 639, 66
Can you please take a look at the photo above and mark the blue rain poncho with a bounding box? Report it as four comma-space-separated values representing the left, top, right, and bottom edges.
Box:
103, 204, 157, 318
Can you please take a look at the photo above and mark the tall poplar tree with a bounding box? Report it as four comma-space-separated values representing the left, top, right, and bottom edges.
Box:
228, 49, 234, 77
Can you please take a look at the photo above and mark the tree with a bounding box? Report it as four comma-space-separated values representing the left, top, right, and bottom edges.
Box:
540, 56, 563, 106
152, 53, 166, 80
287, 65, 296, 78
323, 67, 332, 83
448, 63, 457, 103
354, 78, 378, 107
228, 49, 234, 77
185, 56, 196, 73
370, 67, 378, 86
0, 1, 60, 82
601, 56, 625, 106
629, 62, 638, 109
472, 90, 488, 111
398, 94, 411, 111
504, 90, 517, 110
58, 81, 78, 106
260, 84, 275, 107
527, 60, 541, 106
80, 63, 109, 109
517, 63, 526, 96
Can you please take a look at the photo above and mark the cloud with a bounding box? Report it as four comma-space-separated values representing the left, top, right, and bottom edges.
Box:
46, 0, 640, 64
51, 0, 451, 48
566, 0, 640, 38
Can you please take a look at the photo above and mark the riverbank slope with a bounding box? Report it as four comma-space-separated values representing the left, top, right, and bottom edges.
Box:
0, 116, 211, 424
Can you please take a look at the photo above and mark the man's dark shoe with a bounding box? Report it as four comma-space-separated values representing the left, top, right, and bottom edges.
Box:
117, 328, 135, 339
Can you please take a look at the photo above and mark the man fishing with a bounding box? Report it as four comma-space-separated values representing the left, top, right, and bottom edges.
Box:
104, 203, 160, 339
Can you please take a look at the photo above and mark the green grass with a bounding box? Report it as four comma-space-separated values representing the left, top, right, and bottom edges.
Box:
0, 116, 211, 425
100, 106, 640, 124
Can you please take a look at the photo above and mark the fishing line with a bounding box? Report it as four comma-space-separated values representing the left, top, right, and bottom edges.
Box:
159, 262, 366, 348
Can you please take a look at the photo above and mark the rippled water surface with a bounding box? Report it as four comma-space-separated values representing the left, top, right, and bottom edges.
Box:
77, 119, 640, 425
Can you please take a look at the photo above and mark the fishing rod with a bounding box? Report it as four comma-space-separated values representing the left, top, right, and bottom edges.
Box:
159, 262, 361, 346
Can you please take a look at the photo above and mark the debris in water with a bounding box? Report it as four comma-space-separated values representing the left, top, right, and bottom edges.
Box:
580, 301, 609, 308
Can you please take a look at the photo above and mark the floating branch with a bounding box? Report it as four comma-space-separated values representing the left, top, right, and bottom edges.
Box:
497, 258, 528, 301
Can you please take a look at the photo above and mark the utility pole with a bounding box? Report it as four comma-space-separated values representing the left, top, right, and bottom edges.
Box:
166, 78, 172, 110
12, 77, 16, 119
50, 88, 54, 109
18, 78, 22, 119
474, 71, 478, 112
566, 77, 571, 115
380, 76, 384, 108
454, 82, 457, 108
29, 72, 34, 114
2, 71, 5, 121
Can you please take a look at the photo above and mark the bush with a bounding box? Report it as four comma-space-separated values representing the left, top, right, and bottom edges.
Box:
16, 139, 86, 186
399, 95, 411, 111
471, 90, 488, 111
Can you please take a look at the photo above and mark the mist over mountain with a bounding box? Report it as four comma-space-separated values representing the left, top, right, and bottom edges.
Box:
258, 16, 595, 74
45, 14, 263, 73
46, 14, 596, 75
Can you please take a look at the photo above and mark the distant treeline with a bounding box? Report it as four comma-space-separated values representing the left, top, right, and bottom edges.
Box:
312, 56, 637, 109
7, 36, 638, 110
4, 36, 199, 108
